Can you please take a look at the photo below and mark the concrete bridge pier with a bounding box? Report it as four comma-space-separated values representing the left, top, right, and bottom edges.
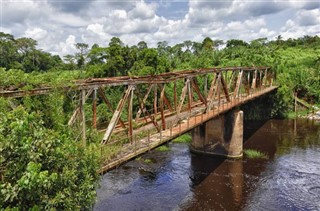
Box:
191, 109, 243, 158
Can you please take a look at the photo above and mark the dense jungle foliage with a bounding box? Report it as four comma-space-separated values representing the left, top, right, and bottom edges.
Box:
1, 32, 320, 209
1, 32, 319, 104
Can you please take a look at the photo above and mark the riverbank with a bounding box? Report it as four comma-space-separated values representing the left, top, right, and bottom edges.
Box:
307, 110, 320, 121
287, 107, 320, 121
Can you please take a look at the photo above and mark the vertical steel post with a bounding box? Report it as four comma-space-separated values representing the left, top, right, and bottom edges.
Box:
187, 78, 192, 113
128, 86, 134, 144
92, 88, 97, 129
174, 80, 177, 111
81, 89, 86, 145
154, 85, 157, 119
160, 84, 166, 130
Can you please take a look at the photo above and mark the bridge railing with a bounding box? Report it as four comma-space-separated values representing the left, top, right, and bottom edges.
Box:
89, 67, 277, 169
0, 66, 276, 150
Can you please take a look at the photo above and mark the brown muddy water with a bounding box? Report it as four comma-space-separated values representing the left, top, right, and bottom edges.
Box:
94, 119, 320, 211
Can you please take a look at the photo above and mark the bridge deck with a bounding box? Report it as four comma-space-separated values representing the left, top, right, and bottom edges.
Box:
99, 86, 277, 173
0, 66, 277, 173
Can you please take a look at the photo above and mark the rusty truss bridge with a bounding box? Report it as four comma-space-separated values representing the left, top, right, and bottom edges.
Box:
1, 66, 277, 172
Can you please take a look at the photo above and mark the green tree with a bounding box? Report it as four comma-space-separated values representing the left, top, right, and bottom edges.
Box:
137, 41, 148, 50
213, 39, 224, 49
202, 37, 214, 51
157, 41, 170, 56
0, 32, 18, 69
0, 106, 99, 210
183, 40, 193, 52
63, 54, 77, 70
87, 44, 107, 65
226, 39, 248, 48
75, 43, 89, 69
192, 41, 202, 55
15, 37, 37, 55
104, 37, 125, 76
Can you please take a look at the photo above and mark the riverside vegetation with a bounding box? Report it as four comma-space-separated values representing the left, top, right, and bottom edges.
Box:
1, 32, 320, 209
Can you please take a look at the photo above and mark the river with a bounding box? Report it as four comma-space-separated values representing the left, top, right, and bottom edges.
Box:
94, 119, 320, 210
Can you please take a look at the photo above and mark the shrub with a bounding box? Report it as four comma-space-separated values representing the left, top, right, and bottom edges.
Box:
244, 149, 268, 159
0, 106, 99, 210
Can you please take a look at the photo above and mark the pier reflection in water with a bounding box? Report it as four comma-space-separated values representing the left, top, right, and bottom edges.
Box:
180, 157, 244, 211
94, 119, 320, 211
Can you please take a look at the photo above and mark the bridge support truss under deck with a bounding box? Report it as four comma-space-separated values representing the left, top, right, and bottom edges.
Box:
0, 66, 277, 172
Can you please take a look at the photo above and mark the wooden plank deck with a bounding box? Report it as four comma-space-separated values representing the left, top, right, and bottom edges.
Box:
98, 86, 278, 173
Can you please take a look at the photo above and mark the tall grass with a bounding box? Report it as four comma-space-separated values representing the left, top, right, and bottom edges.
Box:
156, 145, 170, 152
172, 134, 192, 143
244, 149, 268, 159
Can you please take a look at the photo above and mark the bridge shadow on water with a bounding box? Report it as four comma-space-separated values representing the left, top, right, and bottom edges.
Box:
95, 117, 320, 211
94, 119, 270, 211
189, 118, 268, 187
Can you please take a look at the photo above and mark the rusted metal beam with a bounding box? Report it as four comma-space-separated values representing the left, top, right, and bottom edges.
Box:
243, 72, 250, 95
160, 85, 166, 130
68, 89, 93, 126
68, 107, 80, 126
191, 78, 207, 106
128, 87, 134, 144
220, 73, 230, 102
98, 88, 126, 128
0, 87, 52, 98
262, 68, 268, 86
268, 71, 273, 86
135, 84, 153, 120
157, 84, 173, 112
228, 71, 235, 90
207, 73, 221, 111
177, 79, 188, 114
153, 85, 158, 119
92, 88, 97, 129
135, 86, 160, 132
204, 74, 208, 97
217, 75, 221, 107
102, 86, 133, 144
251, 70, 257, 89
0, 67, 271, 98
233, 70, 243, 98
247, 72, 251, 94
207, 73, 218, 100
187, 78, 192, 113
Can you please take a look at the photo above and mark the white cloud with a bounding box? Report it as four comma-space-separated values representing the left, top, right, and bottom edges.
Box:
2, 0, 320, 56
110, 10, 128, 20
296, 9, 320, 26
87, 23, 106, 37
84, 23, 111, 45
279, 8, 320, 40
58, 35, 77, 55
244, 18, 266, 29
128, 1, 157, 19
2, 1, 45, 25
49, 13, 88, 27
1, 27, 12, 34
24, 28, 48, 41
283, 19, 295, 30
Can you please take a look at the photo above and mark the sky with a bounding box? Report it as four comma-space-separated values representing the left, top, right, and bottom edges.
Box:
1, 0, 320, 56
